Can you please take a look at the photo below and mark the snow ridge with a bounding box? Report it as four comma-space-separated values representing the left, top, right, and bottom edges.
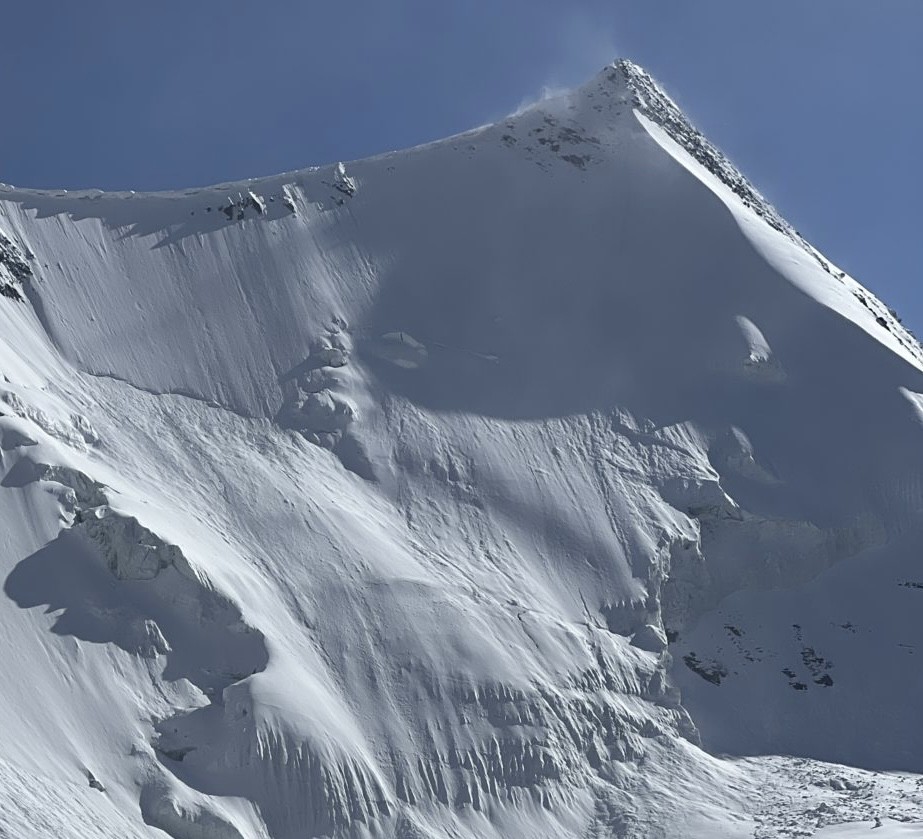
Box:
609, 60, 807, 254
609, 58, 923, 364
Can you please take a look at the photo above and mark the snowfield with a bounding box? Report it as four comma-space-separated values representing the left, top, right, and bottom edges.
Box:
1, 60, 922, 838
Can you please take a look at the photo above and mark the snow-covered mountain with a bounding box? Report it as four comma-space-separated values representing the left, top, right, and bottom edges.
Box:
2, 60, 922, 838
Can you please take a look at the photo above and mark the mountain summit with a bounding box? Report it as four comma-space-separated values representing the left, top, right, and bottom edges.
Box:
1, 62, 922, 838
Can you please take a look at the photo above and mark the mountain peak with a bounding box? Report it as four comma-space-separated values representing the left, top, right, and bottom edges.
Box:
593, 59, 798, 238
589, 58, 673, 105
581, 60, 842, 267
606, 57, 648, 84
5, 47, 923, 839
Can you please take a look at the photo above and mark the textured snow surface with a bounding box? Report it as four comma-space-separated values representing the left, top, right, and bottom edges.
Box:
1, 60, 922, 838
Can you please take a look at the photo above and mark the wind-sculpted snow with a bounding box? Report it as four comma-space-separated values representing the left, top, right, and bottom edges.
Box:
1, 61, 923, 838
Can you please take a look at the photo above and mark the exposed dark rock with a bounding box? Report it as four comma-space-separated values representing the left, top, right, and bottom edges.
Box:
86, 770, 106, 792
683, 652, 727, 685
0, 230, 32, 302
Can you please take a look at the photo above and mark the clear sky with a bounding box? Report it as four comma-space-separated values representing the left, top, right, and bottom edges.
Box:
1, 1, 920, 332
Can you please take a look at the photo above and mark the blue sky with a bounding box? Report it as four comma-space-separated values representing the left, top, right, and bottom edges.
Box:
1, 1, 920, 331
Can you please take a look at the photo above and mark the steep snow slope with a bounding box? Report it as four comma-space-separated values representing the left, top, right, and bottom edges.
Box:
1, 60, 922, 838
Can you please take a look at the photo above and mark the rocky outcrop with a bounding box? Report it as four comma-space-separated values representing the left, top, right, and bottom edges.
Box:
0, 229, 31, 302
331, 162, 357, 197
220, 190, 267, 221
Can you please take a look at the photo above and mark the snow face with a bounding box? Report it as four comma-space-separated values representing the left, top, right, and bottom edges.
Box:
1, 61, 923, 838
